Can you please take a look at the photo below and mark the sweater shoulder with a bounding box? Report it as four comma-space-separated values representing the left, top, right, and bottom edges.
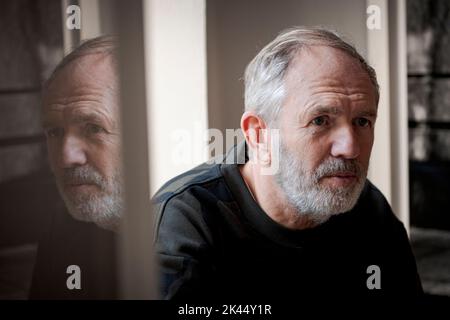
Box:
152, 162, 235, 237
361, 180, 405, 229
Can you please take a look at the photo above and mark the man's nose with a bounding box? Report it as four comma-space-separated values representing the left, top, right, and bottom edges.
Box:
59, 135, 87, 168
330, 125, 360, 160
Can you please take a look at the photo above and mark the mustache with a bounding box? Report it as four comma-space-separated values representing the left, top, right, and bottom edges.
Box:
313, 158, 362, 180
60, 166, 106, 187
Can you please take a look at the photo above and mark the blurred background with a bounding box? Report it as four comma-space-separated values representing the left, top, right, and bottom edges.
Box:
0, 0, 65, 299
407, 0, 450, 298
0, 0, 448, 301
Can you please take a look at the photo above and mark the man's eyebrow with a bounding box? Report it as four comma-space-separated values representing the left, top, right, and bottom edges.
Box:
357, 110, 378, 118
305, 106, 378, 117
307, 106, 341, 115
42, 111, 115, 128
71, 112, 107, 124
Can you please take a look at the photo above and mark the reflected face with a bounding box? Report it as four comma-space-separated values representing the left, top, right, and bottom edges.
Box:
42, 54, 123, 230
274, 46, 377, 223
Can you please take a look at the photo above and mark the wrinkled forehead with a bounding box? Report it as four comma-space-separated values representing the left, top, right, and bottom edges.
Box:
42, 54, 119, 112
285, 46, 374, 93
44, 54, 118, 98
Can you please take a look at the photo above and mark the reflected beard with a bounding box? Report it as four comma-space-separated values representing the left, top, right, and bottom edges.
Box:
56, 165, 124, 231
274, 142, 367, 225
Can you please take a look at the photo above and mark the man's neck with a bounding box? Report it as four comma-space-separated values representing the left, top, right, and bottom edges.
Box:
239, 162, 319, 230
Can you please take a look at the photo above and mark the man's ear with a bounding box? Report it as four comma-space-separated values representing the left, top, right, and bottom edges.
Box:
240, 111, 271, 166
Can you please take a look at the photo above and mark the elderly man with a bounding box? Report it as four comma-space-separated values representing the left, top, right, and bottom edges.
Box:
41, 37, 123, 232
154, 27, 423, 300
30, 36, 121, 299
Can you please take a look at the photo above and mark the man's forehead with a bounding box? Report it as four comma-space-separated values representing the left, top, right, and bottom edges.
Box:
43, 54, 118, 111
286, 46, 370, 83
42, 86, 117, 117
283, 46, 376, 105
44, 54, 117, 97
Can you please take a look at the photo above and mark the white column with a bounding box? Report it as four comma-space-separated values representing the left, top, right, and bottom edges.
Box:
366, 0, 410, 229
145, 0, 208, 194
114, 0, 156, 299
388, 0, 410, 230
79, 0, 101, 39
61, 0, 81, 54
366, 0, 392, 205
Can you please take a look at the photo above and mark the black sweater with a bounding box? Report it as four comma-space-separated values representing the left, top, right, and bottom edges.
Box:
154, 143, 423, 301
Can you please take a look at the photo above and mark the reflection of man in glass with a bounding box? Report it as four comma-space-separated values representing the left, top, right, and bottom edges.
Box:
42, 36, 123, 231
30, 36, 120, 299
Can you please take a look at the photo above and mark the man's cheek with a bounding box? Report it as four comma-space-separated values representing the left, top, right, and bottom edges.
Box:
361, 144, 373, 164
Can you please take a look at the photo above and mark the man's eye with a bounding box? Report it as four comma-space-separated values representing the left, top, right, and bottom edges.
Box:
311, 116, 329, 126
355, 118, 371, 128
45, 128, 64, 138
86, 123, 106, 135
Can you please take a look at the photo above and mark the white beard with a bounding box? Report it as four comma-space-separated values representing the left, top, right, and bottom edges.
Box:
56, 165, 124, 231
274, 141, 366, 225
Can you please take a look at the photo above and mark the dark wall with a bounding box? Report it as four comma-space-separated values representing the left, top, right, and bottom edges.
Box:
407, 0, 450, 230
0, 0, 64, 299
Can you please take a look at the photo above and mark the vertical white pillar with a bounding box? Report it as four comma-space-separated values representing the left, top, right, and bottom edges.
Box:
79, 0, 101, 39
366, 0, 409, 229
145, 0, 208, 194
61, 0, 81, 55
114, 0, 156, 299
366, 0, 392, 206
388, 0, 410, 231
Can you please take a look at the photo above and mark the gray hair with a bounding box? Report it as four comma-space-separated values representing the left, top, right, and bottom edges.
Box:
44, 35, 117, 89
244, 26, 379, 124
